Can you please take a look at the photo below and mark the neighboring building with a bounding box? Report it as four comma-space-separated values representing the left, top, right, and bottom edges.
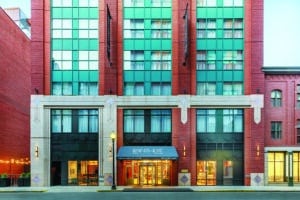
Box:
0, 7, 31, 177
262, 67, 300, 186
3, 7, 31, 38
30, 0, 264, 187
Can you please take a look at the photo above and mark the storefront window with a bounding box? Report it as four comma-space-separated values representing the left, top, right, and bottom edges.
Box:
268, 152, 285, 182
123, 160, 171, 186
68, 160, 98, 185
293, 152, 300, 182
197, 160, 216, 185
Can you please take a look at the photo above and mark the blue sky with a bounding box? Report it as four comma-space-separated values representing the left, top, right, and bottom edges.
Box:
0, 0, 299, 67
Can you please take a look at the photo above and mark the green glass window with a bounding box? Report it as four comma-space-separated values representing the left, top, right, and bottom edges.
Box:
51, 109, 99, 134
197, 82, 216, 95
123, 0, 172, 96
197, 0, 217, 7
196, 109, 243, 133
51, 0, 99, 95
123, 109, 171, 134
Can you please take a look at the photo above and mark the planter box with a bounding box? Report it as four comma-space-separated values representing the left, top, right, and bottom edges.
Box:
0, 178, 10, 187
17, 178, 30, 187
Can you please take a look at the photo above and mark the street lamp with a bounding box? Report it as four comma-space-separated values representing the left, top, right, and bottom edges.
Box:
110, 131, 116, 190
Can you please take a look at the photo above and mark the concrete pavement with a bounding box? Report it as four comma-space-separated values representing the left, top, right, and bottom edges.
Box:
1, 185, 300, 193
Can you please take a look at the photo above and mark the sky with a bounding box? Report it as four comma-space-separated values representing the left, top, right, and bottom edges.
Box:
0, 0, 30, 17
0, 0, 300, 67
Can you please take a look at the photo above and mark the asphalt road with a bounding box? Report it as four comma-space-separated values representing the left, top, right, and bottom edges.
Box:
0, 192, 300, 200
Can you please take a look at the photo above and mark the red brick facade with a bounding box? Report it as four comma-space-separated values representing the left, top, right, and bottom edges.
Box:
31, 0, 264, 186
0, 8, 31, 174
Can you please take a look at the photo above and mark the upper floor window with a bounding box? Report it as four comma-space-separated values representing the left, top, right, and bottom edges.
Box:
271, 121, 282, 139
151, 20, 172, 38
51, 109, 99, 134
124, 82, 144, 95
197, 82, 216, 95
297, 120, 300, 144
197, 19, 216, 38
151, 82, 171, 95
124, 19, 144, 38
123, 109, 172, 133
271, 90, 282, 107
223, 0, 243, 7
297, 85, 300, 108
223, 82, 243, 95
223, 50, 243, 70
196, 51, 216, 70
197, 0, 217, 7
124, 50, 145, 70
124, 0, 144, 7
151, 51, 172, 70
151, 0, 171, 7
223, 19, 243, 38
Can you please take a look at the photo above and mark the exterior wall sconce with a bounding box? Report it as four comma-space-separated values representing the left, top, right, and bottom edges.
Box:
256, 145, 260, 157
183, 145, 186, 157
35, 146, 39, 158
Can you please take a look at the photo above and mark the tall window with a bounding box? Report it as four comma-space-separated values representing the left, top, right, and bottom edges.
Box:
197, 109, 243, 133
51, 109, 99, 134
268, 152, 284, 182
271, 90, 282, 107
271, 121, 282, 139
124, 110, 144, 133
293, 152, 300, 182
123, 109, 172, 134
223, 109, 243, 133
151, 110, 171, 132
197, 110, 216, 133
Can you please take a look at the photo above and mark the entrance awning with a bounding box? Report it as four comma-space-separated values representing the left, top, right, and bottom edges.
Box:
117, 146, 179, 160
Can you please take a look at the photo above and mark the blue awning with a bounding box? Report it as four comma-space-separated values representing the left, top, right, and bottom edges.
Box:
117, 146, 179, 160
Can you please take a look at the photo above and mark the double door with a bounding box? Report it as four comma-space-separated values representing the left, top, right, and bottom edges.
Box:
140, 165, 155, 185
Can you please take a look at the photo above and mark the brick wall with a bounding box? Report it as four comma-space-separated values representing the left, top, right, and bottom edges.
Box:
0, 8, 30, 174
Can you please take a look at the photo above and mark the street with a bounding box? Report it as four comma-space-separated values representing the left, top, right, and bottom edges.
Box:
0, 192, 299, 200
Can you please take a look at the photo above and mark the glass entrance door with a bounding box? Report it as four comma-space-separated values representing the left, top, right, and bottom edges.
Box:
140, 165, 155, 185
197, 160, 216, 185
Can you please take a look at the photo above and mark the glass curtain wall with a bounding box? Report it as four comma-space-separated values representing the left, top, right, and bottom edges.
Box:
51, 0, 99, 95
123, 0, 172, 95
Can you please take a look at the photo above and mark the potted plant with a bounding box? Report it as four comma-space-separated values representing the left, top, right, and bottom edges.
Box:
0, 174, 10, 187
18, 172, 30, 186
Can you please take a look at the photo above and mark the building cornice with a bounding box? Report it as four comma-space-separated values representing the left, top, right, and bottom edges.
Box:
262, 66, 300, 74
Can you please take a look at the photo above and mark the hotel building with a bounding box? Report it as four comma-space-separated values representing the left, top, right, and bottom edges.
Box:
30, 0, 264, 187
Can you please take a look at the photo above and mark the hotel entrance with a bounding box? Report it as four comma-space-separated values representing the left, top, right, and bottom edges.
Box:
117, 146, 179, 186
123, 160, 171, 186
140, 164, 155, 185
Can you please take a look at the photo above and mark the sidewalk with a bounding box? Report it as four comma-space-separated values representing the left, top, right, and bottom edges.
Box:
1, 185, 300, 193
